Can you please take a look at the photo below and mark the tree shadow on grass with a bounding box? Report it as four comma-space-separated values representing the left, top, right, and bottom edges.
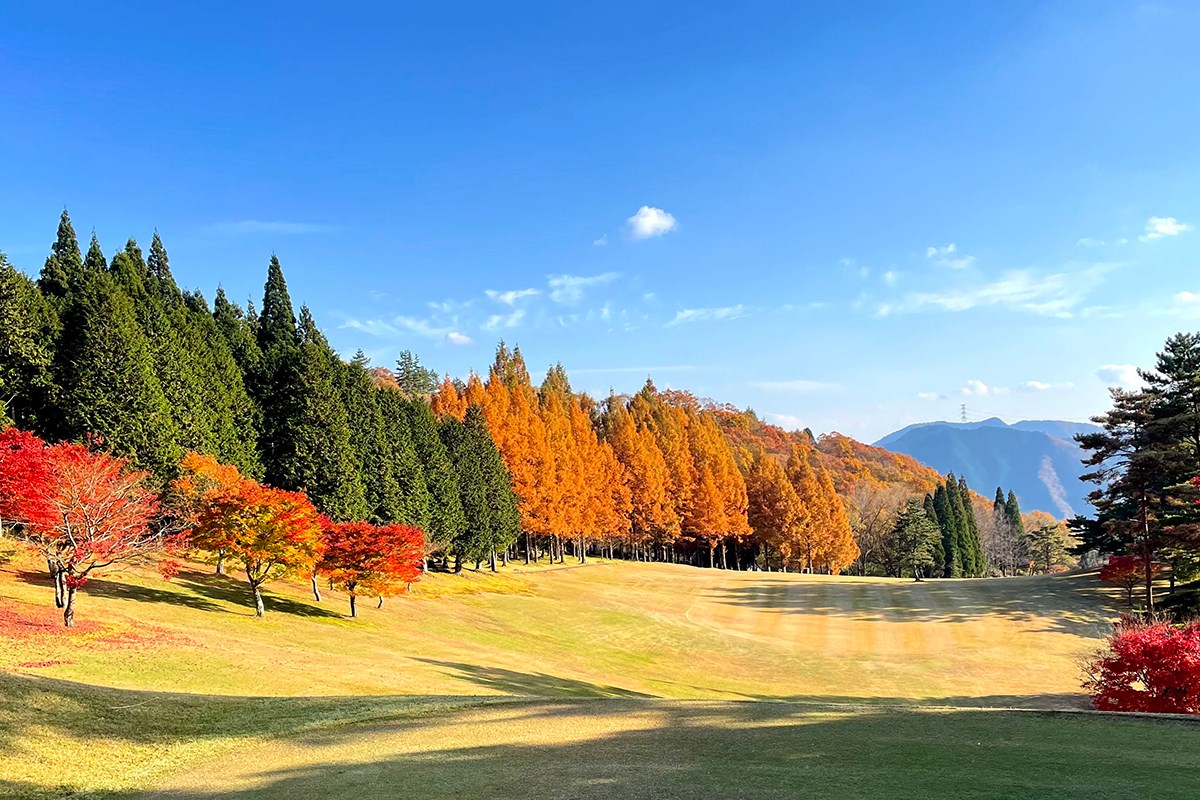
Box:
409, 658, 654, 698
91, 698, 1200, 800
14, 568, 342, 620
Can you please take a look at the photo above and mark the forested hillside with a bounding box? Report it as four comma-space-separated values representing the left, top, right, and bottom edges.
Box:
1, 213, 1035, 580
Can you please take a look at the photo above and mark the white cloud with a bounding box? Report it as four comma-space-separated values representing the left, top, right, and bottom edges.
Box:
485, 288, 540, 305
960, 379, 1008, 397
1096, 364, 1143, 389
482, 309, 526, 331
446, 331, 473, 346
883, 270, 899, 286
891, 264, 1111, 318
593, 235, 608, 247
925, 242, 975, 269
1076, 237, 1105, 247
548, 272, 619, 304
1139, 216, 1191, 242
668, 305, 751, 326
1019, 380, 1074, 391
626, 206, 678, 240
765, 413, 805, 430
751, 379, 841, 393
571, 365, 697, 376
1177, 291, 1200, 304
205, 220, 335, 235
916, 391, 944, 401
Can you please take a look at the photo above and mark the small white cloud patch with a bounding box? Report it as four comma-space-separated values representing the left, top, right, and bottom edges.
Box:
1140, 216, 1191, 242
926, 242, 975, 270
1096, 364, 1143, 389
446, 331, 473, 346
485, 288, 540, 305
627, 206, 678, 240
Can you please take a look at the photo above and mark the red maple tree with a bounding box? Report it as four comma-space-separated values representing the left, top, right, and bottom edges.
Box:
318, 520, 424, 617
1099, 554, 1164, 608
1086, 617, 1200, 714
0, 428, 171, 626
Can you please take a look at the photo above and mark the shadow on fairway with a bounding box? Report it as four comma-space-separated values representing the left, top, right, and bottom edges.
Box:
705, 574, 1115, 638
410, 658, 654, 698
105, 700, 1200, 799
16, 569, 342, 619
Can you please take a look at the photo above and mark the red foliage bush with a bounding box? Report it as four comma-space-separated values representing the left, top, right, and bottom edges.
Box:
1086, 617, 1200, 714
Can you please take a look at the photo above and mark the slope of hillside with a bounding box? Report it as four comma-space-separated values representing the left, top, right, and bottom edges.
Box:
872, 419, 1100, 517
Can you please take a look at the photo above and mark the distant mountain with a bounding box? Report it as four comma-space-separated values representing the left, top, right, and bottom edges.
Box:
872, 418, 1102, 518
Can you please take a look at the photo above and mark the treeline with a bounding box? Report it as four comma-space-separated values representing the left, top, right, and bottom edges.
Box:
1, 212, 1038, 579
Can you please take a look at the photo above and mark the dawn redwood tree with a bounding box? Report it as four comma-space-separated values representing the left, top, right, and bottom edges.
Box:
1, 429, 172, 626
318, 520, 424, 617
187, 476, 323, 616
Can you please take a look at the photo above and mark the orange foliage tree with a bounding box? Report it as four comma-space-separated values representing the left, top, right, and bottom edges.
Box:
318, 520, 424, 616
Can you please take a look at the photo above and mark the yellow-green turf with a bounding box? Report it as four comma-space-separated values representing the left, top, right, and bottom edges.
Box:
1, 548, 1196, 799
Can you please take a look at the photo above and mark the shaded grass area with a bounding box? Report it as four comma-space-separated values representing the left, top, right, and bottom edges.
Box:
141, 700, 1200, 800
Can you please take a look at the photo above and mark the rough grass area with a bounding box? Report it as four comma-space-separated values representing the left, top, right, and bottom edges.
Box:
2, 549, 1188, 799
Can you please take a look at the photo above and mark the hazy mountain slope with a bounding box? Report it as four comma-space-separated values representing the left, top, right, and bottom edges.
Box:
872, 419, 1100, 517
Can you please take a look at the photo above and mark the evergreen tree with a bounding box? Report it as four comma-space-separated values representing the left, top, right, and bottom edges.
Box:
83, 232, 107, 274
891, 498, 942, 580
946, 474, 970, 577
441, 407, 520, 571
340, 351, 405, 523
932, 483, 957, 577
395, 349, 439, 396
285, 307, 368, 520
377, 388, 432, 530
53, 272, 179, 476
923, 492, 943, 577
38, 209, 84, 303
257, 255, 299, 353
957, 476, 985, 576
468, 405, 521, 569
252, 258, 305, 489
404, 396, 465, 558
1004, 490, 1025, 538
0, 254, 55, 429
212, 287, 263, 379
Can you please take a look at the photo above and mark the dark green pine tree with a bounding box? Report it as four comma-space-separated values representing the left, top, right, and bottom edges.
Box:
395, 349, 440, 396
923, 492, 943, 577
931, 483, 957, 578
0, 254, 55, 429
53, 272, 180, 476
1004, 490, 1025, 538
994, 487, 1006, 520
406, 396, 465, 561
340, 351, 406, 523
182, 290, 262, 477
945, 474, 970, 577
38, 210, 84, 304
957, 476, 985, 576
377, 388, 432, 530
468, 405, 521, 570
84, 232, 107, 274
440, 414, 489, 572
285, 307, 368, 520
110, 238, 214, 458
252, 258, 305, 489
212, 287, 263, 380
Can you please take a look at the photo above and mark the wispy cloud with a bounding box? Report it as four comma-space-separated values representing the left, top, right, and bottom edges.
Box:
627, 206, 678, 240
751, 379, 842, 393
960, 379, 1008, 397
1076, 237, 1106, 248
1140, 216, 1191, 242
669, 305, 751, 326
446, 331, 473, 346
887, 264, 1111, 318
765, 412, 805, 430
548, 272, 619, 304
593, 234, 608, 247
926, 243, 975, 270
570, 365, 698, 376
205, 220, 335, 235
1019, 380, 1074, 391
482, 309, 526, 331
341, 315, 471, 346
485, 288, 540, 305
882, 270, 899, 286
1096, 364, 1143, 389
916, 391, 944, 401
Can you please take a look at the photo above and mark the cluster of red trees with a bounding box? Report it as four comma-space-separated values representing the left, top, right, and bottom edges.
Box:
1087, 613, 1200, 714
0, 430, 424, 625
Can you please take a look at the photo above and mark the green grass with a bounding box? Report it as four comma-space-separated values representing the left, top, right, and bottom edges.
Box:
1, 549, 1195, 799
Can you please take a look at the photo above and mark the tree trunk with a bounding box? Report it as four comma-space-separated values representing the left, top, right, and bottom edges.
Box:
379, 596, 385, 608
579, 536, 586, 564
1141, 496, 1155, 617
63, 584, 77, 627
708, 544, 714, 568
49, 561, 64, 608
489, 550, 497, 572
349, 593, 357, 618
525, 531, 531, 564
454, 553, 463, 573
253, 584, 265, 617
501, 549, 509, 567
215, 550, 225, 575
311, 573, 322, 602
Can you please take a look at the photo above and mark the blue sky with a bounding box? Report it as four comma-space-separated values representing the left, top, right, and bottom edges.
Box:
3, 1, 1199, 442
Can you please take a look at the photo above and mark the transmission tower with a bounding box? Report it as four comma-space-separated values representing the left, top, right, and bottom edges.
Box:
960, 403, 967, 423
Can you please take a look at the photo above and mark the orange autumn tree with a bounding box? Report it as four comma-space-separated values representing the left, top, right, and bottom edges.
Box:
815, 467, 859, 574
745, 450, 806, 570
430, 374, 467, 421
602, 395, 676, 553
178, 455, 323, 616
784, 447, 824, 572
172, 452, 245, 575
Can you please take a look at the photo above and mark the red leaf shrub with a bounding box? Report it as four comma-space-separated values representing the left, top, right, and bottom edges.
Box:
1086, 617, 1200, 714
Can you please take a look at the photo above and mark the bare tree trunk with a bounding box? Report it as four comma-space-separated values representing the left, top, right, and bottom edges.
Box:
579, 536, 586, 564
215, 550, 225, 575
501, 549, 509, 567
524, 531, 531, 564
311, 573, 322, 602
253, 584, 265, 617
489, 550, 497, 572
378, 596, 385, 608
49, 561, 64, 608
349, 593, 357, 618
63, 585, 77, 627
